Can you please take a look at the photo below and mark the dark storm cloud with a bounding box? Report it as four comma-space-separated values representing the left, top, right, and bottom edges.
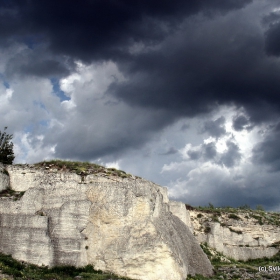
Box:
182, 181, 280, 211
186, 141, 241, 168
4, 0, 277, 124
219, 141, 241, 168
201, 116, 226, 138
4, 45, 74, 78
252, 123, 280, 172
232, 115, 251, 131
105, 2, 280, 124
43, 105, 178, 161
0, 0, 252, 61
187, 142, 217, 161
264, 10, 280, 57
16, 60, 70, 77
265, 22, 280, 56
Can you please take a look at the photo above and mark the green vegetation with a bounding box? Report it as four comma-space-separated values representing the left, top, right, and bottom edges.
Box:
187, 275, 211, 280
0, 127, 15, 165
190, 203, 280, 227
0, 188, 25, 200
211, 214, 220, 223
228, 213, 240, 220
204, 226, 211, 233
251, 214, 264, 225
194, 242, 280, 280
256, 204, 265, 211
0, 252, 134, 279
21, 159, 134, 179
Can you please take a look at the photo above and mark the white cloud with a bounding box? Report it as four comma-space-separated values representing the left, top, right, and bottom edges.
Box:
105, 161, 121, 170
0, 88, 13, 111
14, 132, 56, 164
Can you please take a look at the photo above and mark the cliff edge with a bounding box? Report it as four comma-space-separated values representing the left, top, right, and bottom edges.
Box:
0, 161, 213, 280
189, 207, 280, 261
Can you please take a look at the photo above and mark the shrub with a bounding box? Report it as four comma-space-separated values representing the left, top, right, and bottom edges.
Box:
0, 127, 15, 165
251, 214, 263, 225
228, 213, 240, 220
212, 214, 220, 223
208, 203, 214, 209
204, 226, 211, 234
256, 204, 265, 211
239, 204, 251, 210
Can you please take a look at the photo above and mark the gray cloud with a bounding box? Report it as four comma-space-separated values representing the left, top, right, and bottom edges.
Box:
2, 0, 280, 211
160, 147, 178, 156
264, 10, 280, 57
186, 140, 241, 168
108, 2, 280, 126
187, 150, 201, 160
232, 115, 250, 131
5, 47, 74, 79
201, 116, 226, 138
219, 141, 241, 168
0, 0, 252, 61
168, 159, 280, 211
203, 142, 217, 160
252, 123, 280, 172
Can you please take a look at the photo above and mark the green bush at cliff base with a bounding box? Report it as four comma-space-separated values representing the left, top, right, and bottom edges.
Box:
0, 252, 133, 280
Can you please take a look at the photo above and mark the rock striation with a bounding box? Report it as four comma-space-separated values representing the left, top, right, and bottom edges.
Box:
0, 163, 213, 280
0, 164, 9, 192
189, 209, 280, 261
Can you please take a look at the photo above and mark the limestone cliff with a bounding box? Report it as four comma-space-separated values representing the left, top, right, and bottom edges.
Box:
0, 164, 9, 192
189, 208, 280, 261
0, 162, 213, 280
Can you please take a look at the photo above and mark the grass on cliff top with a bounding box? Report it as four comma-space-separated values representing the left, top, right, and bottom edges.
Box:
17, 159, 138, 179
187, 202, 280, 226
0, 252, 134, 280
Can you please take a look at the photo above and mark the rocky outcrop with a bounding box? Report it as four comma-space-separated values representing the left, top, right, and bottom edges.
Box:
189, 209, 280, 261
0, 164, 9, 192
0, 164, 213, 280
169, 201, 193, 232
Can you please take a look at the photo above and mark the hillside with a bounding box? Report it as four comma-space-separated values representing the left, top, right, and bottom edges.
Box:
1, 160, 280, 279
187, 205, 280, 279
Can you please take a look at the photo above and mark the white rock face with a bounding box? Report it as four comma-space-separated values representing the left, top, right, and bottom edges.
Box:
0, 165, 213, 280
169, 201, 193, 232
0, 164, 9, 191
190, 210, 280, 261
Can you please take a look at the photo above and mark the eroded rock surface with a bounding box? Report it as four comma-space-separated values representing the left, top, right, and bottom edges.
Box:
0, 164, 9, 192
190, 209, 280, 261
0, 164, 213, 280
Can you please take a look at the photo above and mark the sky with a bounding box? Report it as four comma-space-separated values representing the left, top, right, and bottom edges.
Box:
1, 0, 280, 211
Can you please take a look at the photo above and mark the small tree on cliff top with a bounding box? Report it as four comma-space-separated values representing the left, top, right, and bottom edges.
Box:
0, 127, 15, 164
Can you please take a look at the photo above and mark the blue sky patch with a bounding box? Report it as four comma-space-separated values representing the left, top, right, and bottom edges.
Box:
50, 77, 70, 102
0, 73, 10, 88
